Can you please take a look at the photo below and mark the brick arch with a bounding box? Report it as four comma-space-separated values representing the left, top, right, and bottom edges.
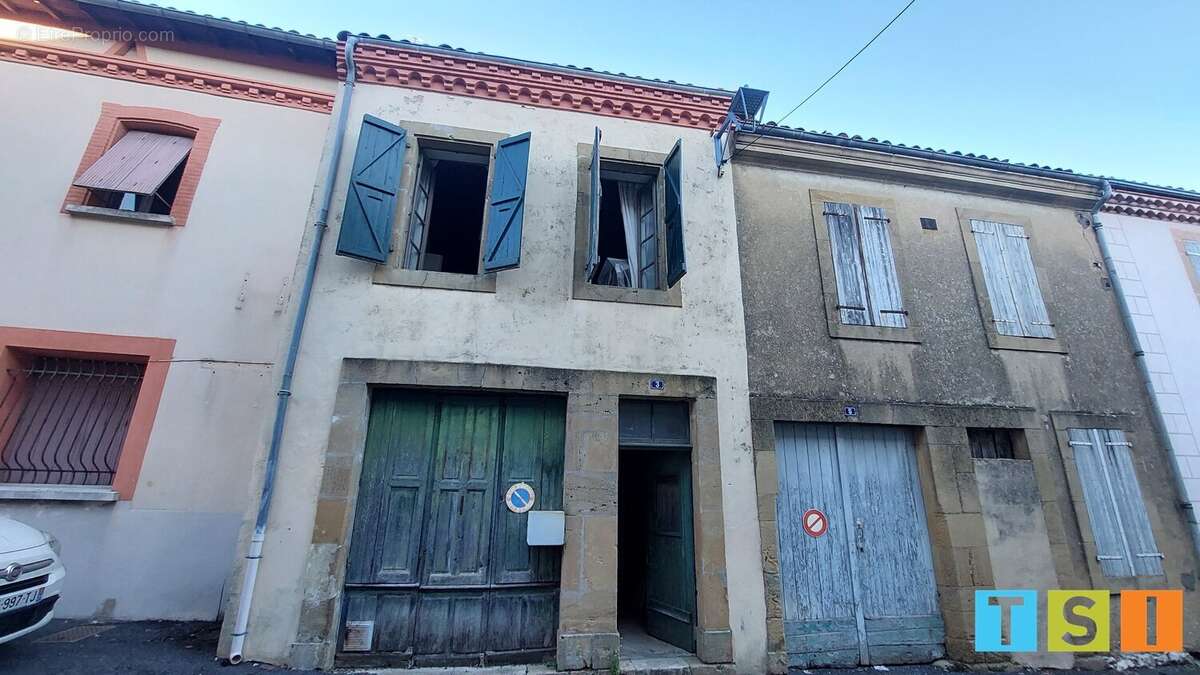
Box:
62, 102, 221, 226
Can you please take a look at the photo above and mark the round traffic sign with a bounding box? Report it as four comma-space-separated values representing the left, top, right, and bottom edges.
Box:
802, 508, 828, 538
505, 482, 536, 513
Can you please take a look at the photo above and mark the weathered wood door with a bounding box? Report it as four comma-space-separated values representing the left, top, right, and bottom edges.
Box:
342, 391, 565, 667
643, 451, 696, 652
774, 423, 943, 668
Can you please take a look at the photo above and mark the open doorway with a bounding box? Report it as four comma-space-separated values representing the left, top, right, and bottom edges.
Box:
618, 448, 696, 656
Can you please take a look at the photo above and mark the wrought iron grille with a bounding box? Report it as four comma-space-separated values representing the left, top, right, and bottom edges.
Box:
0, 356, 145, 486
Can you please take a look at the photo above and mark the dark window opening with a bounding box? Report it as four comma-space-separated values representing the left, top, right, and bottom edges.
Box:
595, 177, 628, 282
405, 146, 489, 275
969, 428, 1027, 460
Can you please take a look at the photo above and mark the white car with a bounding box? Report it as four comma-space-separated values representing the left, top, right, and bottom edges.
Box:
0, 517, 64, 644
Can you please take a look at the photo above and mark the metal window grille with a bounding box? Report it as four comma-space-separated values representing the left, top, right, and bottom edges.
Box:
0, 356, 145, 486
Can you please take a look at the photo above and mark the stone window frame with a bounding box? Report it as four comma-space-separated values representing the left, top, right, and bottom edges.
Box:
572, 143, 682, 307
1048, 411, 1168, 591
62, 102, 220, 227
956, 208, 1067, 354
808, 189, 921, 343
287, 360, 732, 671
1170, 227, 1200, 303
371, 121, 506, 293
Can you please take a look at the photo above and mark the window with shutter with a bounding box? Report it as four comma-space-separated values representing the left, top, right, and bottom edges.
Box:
663, 140, 686, 289
823, 201, 907, 328
1185, 240, 1200, 280
74, 130, 193, 216
970, 219, 1054, 338
336, 115, 408, 264
1069, 428, 1164, 577
482, 132, 531, 272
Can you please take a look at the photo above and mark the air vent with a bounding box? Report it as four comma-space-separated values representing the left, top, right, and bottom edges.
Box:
920, 217, 938, 230
343, 620, 374, 652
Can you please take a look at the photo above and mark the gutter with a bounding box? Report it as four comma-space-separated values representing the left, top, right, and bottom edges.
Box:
227, 34, 360, 666
1088, 179, 1200, 559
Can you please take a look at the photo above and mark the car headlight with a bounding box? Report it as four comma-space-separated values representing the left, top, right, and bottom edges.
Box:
42, 530, 61, 557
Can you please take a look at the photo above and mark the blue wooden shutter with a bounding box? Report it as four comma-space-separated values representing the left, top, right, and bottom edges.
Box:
336, 115, 407, 263
586, 127, 602, 282
663, 139, 686, 288
857, 205, 907, 328
482, 132, 531, 272
825, 201, 871, 325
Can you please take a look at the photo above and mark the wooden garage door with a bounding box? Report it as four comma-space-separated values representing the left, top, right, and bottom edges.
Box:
774, 423, 943, 668
341, 391, 565, 667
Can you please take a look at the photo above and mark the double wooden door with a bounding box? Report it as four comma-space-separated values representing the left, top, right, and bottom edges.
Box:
774, 423, 944, 668
341, 391, 565, 667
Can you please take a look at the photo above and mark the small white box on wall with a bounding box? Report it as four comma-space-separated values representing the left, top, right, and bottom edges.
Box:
526, 510, 565, 546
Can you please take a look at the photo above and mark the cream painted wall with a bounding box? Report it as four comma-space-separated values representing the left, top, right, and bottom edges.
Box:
232, 84, 766, 670
0, 60, 330, 619
1102, 213, 1200, 512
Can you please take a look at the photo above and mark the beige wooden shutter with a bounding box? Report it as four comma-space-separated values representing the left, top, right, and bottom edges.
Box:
997, 223, 1054, 338
857, 205, 907, 328
971, 219, 1025, 336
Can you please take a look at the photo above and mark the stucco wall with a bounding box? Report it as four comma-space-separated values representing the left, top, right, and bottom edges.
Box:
0, 59, 330, 619
1101, 213, 1200, 510
228, 84, 765, 669
732, 159, 1200, 651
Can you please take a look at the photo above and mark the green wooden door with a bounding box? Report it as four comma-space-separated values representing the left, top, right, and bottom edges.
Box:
342, 391, 565, 666
643, 450, 697, 651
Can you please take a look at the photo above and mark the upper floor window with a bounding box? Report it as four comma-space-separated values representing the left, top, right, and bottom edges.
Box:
73, 130, 192, 216
335, 116, 530, 282
576, 128, 686, 302
969, 219, 1054, 339
1184, 240, 1200, 279
1068, 428, 1163, 578
821, 200, 907, 328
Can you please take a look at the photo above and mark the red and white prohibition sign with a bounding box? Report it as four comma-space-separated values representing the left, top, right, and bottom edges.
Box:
802, 508, 828, 538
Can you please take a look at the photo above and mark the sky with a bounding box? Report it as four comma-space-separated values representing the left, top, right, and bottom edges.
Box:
162, 0, 1198, 190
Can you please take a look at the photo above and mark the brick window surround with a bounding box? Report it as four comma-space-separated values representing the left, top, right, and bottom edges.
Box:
0, 326, 174, 500
62, 103, 221, 227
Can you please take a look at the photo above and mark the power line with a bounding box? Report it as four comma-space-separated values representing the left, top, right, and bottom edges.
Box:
731, 0, 919, 161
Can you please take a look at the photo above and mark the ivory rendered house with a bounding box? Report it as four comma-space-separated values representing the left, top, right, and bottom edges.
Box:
0, 1, 334, 621
727, 122, 1200, 671
219, 35, 764, 672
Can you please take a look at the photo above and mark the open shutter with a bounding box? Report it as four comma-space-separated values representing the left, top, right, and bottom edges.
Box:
403, 157, 437, 270
998, 223, 1054, 338
637, 181, 659, 289
336, 115, 407, 263
824, 201, 870, 325
585, 127, 602, 282
482, 132, 531, 272
970, 219, 1023, 336
663, 139, 686, 288
857, 205, 907, 328
1070, 428, 1134, 577
1184, 240, 1200, 279
1100, 429, 1164, 576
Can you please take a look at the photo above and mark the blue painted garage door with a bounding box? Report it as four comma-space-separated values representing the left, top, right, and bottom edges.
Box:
774, 423, 944, 668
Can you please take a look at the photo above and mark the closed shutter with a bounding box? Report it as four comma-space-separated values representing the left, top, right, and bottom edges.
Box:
585, 127, 602, 282
971, 219, 1054, 338
663, 139, 687, 288
824, 201, 871, 325
857, 205, 907, 328
970, 220, 1024, 336
998, 223, 1054, 337
336, 115, 407, 263
1069, 428, 1163, 577
403, 157, 436, 270
637, 181, 659, 289
482, 132, 531, 272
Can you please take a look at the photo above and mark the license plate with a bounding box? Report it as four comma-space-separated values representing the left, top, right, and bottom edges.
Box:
0, 586, 43, 614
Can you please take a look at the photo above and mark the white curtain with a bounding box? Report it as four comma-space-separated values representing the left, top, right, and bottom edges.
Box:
618, 182, 641, 289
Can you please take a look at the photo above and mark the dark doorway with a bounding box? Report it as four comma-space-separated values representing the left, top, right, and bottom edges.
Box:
618, 448, 696, 653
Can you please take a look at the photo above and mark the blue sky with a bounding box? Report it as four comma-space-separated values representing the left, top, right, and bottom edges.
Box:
168, 0, 1198, 190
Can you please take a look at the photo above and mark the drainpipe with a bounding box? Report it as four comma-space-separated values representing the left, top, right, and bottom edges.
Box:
228, 35, 361, 665
1089, 178, 1200, 560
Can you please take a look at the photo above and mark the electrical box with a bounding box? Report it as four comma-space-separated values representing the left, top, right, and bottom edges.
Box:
526, 510, 565, 546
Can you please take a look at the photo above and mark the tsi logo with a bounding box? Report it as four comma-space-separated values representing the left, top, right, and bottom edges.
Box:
975, 589, 1183, 653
